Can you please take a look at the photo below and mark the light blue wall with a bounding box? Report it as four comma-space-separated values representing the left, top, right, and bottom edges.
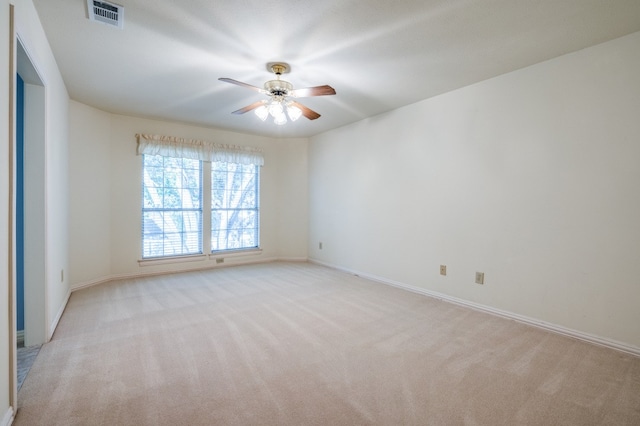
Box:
16, 73, 24, 332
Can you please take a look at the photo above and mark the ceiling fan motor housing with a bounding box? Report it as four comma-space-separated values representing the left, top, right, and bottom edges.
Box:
264, 79, 292, 97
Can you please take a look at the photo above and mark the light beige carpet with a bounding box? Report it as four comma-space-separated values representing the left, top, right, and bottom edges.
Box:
15, 262, 640, 425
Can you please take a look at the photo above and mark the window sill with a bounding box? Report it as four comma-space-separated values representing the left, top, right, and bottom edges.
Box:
138, 254, 206, 267
209, 248, 263, 260
137, 248, 262, 267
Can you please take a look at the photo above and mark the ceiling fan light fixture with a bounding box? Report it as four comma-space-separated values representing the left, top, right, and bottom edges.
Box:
268, 100, 284, 117
286, 104, 302, 121
273, 113, 287, 126
254, 105, 269, 121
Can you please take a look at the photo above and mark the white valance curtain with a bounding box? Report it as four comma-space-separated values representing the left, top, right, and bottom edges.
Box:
136, 133, 264, 166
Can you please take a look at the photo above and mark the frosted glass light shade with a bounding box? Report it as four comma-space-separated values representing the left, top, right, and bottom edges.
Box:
286, 104, 302, 121
274, 113, 287, 125
268, 101, 284, 117
254, 105, 268, 121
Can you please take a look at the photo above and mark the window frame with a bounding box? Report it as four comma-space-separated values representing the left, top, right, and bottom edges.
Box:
140, 154, 261, 262
140, 154, 204, 260
210, 162, 260, 254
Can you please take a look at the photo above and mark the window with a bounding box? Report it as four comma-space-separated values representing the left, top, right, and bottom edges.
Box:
142, 155, 202, 258
211, 162, 260, 251
141, 154, 260, 259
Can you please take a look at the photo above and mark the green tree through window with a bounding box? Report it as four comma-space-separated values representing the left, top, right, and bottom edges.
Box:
142, 155, 260, 259
211, 162, 259, 251
142, 155, 202, 258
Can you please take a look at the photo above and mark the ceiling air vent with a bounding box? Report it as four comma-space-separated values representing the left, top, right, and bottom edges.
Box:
87, 0, 124, 29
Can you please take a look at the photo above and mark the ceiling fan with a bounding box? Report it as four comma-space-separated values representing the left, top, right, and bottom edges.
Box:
219, 63, 336, 125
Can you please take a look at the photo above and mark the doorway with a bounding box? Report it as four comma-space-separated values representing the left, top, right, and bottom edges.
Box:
15, 37, 47, 390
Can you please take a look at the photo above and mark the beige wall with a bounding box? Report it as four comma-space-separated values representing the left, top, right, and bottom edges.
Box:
68, 108, 310, 287
68, 101, 112, 284
309, 31, 640, 350
274, 137, 309, 258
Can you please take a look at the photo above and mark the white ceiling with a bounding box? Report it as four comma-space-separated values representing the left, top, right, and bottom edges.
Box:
33, 0, 640, 138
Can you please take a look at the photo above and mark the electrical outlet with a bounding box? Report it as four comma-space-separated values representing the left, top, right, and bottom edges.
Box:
475, 272, 484, 285
440, 265, 446, 276
319, 242, 323, 250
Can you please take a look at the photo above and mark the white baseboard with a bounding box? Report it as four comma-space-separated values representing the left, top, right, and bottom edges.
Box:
69, 256, 303, 292
49, 288, 72, 341
71, 275, 116, 292
309, 258, 640, 358
275, 257, 308, 262
1, 407, 14, 426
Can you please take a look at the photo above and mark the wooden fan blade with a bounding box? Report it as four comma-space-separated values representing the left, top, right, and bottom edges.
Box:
290, 101, 321, 120
290, 85, 336, 98
232, 100, 266, 115
219, 78, 267, 94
